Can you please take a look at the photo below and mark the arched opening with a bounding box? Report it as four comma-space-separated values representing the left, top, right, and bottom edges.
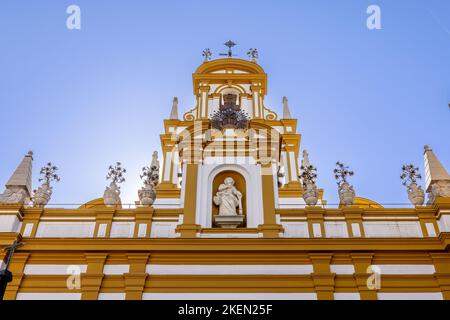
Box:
212, 170, 247, 228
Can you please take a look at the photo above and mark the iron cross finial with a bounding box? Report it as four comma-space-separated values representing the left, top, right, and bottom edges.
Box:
220, 40, 237, 58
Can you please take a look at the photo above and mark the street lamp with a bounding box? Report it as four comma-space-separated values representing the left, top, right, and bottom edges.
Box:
0, 239, 24, 300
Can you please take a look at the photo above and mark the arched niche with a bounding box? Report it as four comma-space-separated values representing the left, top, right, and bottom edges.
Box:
199, 163, 264, 229
212, 170, 247, 228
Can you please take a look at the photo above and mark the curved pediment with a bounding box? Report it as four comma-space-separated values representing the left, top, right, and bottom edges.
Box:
194, 58, 266, 75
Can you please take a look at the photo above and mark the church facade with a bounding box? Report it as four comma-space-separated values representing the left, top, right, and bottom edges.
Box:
1, 49, 450, 300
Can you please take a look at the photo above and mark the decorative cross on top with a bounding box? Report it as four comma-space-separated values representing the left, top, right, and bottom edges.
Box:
2, 240, 23, 271
220, 40, 237, 58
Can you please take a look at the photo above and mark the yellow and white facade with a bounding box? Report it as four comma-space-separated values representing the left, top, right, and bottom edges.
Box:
1, 57, 450, 301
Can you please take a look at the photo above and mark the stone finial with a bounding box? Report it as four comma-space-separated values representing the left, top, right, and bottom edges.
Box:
32, 162, 60, 208
334, 162, 356, 206
170, 97, 179, 120
300, 150, 319, 206
400, 164, 425, 206
282, 96, 292, 119
103, 162, 126, 207
301, 150, 311, 168
202, 48, 212, 62
0, 151, 34, 205
247, 48, 259, 63
138, 151, 160, 206
424, 145, 450, 204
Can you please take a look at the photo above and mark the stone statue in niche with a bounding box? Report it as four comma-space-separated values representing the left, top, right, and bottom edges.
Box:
214, 177, 243, 216
213, 177, 245, 228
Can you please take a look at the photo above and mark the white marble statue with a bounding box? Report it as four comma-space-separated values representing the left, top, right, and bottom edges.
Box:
214, 177, 243, 216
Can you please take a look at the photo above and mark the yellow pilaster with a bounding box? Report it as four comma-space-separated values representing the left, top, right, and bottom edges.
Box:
158, 134, 179, 193
134, 207, 154, 238
310, 253, 335, 300
430, 253, 450, 300
199, 85, 211, 119
94, 208, 115, 238
258, 164, 283, 238
124, 253, 149, 300
81, 253, 107, 300
177, 164, 201, 238
250, 83, 262, 118
305, 207, 325, 238
3, 252, 29, 300
351, 253, 377, 300
20, 207, 41, 238
342, 208, 364, 238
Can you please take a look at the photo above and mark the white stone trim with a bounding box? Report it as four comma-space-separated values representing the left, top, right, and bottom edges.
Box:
425, 223, 437, 237
35, 222, 95, 238
16, 293, 82, 300
281, 217, 307, 221
152, 198, 181, 209
375, 265, 435, 275
98, 293, 126, 300
288, 152, 298, 182
330, 265, 355, 275
334, 293, 360, 300
363, 217, 419, 221
110, 222, 135, 238
146, 265, 314, 275
324, 217, 346, 221
377, 293, 443, 300
438, 215, 450, 232
172, 148, 180, 185
138, 224, 147, 238
112, 217, 135, 221
97, 224, 107, 238
363, 221, 423, 238
163, 152, 173, 182
24, 265, 87, 275
282, 222, 309, 238
351, 223, 362, 237
103, 265, 130, 275
23, 223, 34, 237
324, 222, 349, 238
151, 222, 178, 238
40, 217, 96, 221
198, 233, 259, 238
143, 292, 317, 300
312, 223, 322, 238
0, 215, 22, 233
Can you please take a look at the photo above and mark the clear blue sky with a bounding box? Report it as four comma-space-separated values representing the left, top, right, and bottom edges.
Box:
0, 0, 449, 206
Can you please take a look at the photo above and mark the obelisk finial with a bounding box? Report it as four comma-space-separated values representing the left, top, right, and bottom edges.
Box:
170, 97, 179, 120
283, 96, 292, 119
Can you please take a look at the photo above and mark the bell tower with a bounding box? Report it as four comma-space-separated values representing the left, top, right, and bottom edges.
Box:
156, 44, 305, 239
